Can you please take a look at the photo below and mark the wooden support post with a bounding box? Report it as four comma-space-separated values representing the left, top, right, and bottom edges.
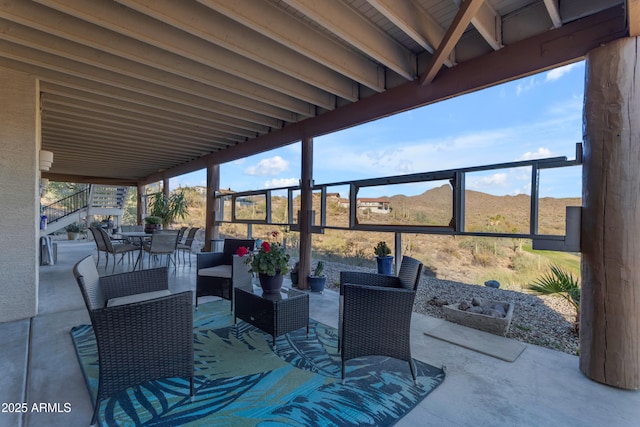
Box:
298, 136, 313, 290
163, 177, 170, 199
136, 183, 144, 225
204, 163, 219, 252
580, 36, 640, 390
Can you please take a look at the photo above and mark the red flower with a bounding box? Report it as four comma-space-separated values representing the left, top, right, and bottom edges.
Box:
261, 241, 271, 252
236, 246, 249, 257
271, 231, 279, 239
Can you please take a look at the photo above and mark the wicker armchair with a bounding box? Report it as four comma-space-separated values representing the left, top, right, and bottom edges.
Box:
196, 238, 254, 309
73, 255, 194, 425
339, 256, 423, 383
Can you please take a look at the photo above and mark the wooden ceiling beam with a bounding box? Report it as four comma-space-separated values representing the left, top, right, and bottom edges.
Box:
629, 0, 640, 36
42, 173, 139, 186
282, 0, 417, 80
420, 0, 486, 86
366, 0, 455, 66
142, 5, 626, 185
543, 0, 563, 28
198, 0, 385, 92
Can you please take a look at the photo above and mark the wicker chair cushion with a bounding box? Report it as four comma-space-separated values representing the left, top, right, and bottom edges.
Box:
198, 265, 232, 278
107, 289, 172, 307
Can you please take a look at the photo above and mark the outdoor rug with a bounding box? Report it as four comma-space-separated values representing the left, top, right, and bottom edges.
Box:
71, 300, 445, 426
424, 321, 526, 362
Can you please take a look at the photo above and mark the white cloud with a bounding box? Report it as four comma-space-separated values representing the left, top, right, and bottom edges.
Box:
518, 147, 552, 161
263, 177, 299, 189
516, 77, 537, 96
245, 156, 289, 176
468, 173, 508, 188
546, 63, 578, 82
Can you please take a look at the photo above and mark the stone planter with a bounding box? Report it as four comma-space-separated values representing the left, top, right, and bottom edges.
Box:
443, 300, 514, 336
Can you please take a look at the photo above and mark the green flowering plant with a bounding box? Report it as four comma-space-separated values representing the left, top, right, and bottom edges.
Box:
245, 231, 290, 276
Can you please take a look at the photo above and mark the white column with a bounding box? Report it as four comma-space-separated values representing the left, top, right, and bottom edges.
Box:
0, 66, 40, 322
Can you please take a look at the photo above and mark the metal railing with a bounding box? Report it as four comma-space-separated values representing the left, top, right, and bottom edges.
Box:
42, 186, 90, 224
215, 144, 583, 252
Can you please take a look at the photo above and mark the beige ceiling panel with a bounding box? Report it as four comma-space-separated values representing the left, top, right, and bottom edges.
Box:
543, 0, 562, 28
115, 0, 358, 100
0, 18, 299, 123
282, 0, 417, 79
0, 40, 280, 131
43, 108, 226, 150
198, 0, 385, 92
42, 94, 239, 143
0, 1, 314, 116
34, 0, 339, 107
39, 86, 250, 141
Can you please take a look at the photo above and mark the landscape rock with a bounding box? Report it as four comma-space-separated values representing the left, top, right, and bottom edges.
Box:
484, 280, 500, 288
472, 297, 484, 306
468, 306, 484, 314
458, 300, 472, 311
428, 297, 449, 307
482, 308, 503, 318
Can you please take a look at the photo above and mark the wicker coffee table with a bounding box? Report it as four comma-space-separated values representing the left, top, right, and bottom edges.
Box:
234, 285, 309, 349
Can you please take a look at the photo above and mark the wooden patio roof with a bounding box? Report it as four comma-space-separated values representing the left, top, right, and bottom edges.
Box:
1, 0, 630, 185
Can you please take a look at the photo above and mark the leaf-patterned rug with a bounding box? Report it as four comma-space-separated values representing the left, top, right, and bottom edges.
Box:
71, 300, 445, 426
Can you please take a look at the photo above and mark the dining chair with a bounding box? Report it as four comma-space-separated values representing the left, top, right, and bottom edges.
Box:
177, 227, 199, 266
88, 226, 108, 267
142, 230, 180, 270
96, 227, 139, 273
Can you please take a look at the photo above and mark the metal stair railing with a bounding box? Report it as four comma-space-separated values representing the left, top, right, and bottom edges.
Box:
41, 186, 90, 225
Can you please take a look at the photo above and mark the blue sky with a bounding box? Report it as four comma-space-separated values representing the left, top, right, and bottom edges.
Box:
172, 61, 585, 199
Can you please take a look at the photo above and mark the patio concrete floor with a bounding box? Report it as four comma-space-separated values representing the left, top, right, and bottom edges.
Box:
1, 240, 639, 426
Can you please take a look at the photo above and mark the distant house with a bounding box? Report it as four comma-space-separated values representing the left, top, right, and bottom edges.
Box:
357, 198, 390, 214
337, 198, 350, 208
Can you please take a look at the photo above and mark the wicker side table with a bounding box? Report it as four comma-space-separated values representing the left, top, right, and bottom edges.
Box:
234, 285, 309, 349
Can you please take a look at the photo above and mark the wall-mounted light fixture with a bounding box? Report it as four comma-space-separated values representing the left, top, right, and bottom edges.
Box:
39, 150, 53, 171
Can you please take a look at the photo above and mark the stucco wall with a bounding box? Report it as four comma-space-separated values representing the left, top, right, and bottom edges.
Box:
0, 67, 39, 322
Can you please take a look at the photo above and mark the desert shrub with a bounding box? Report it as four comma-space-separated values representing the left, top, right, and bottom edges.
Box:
511, 251, 542, 273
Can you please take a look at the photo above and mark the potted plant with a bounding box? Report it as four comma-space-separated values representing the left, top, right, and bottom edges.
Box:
290, 261, 299, 286
308, 261, 326, 293
65, 223, 81, 240
144, 215, 163, 234
148, 191, 189, 229
245, 231, 290, 294
374, 241, 393, 275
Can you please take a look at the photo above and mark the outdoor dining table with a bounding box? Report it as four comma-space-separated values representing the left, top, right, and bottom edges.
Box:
117, 231, 151, 270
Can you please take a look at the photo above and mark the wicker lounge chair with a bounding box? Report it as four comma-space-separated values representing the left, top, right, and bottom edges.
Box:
196, 238, 254, 309
339, 255, 423, 383
73, 255, 194, 425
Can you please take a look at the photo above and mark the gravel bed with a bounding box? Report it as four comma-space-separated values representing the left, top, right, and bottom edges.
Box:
321, 260, 580, 355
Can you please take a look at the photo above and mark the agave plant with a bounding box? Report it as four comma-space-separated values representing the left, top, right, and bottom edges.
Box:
529, 264, 581, 332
